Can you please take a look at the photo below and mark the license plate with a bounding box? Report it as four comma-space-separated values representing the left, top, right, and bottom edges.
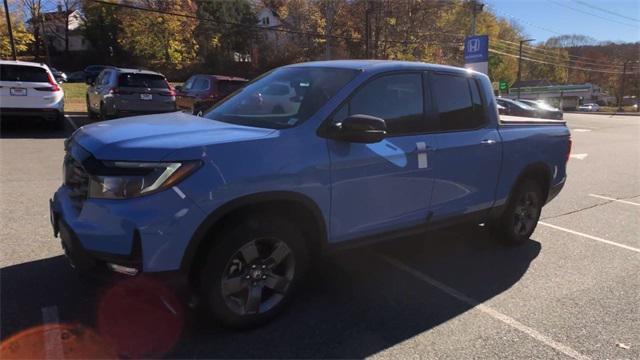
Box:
10, 88, 27, 96
140, 93, 152, 100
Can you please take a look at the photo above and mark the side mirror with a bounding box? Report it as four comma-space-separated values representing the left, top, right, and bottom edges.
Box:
85, 77, 94, 86
331, 114, 387, 143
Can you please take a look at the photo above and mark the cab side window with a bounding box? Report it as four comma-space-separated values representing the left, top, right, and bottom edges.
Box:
100, 71, 111, 86
345, 73, 425, 135
431, 73, 485, 131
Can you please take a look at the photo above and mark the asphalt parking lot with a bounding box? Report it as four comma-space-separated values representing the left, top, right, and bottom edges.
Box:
1, 113, 638, 359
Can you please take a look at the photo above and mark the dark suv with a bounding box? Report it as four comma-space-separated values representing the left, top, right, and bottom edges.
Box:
86, 68, 176, 120
176, 74, 247, 115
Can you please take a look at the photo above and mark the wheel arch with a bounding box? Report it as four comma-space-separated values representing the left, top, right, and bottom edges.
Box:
180, 191, 328, 282
488, 162, 552, 223
509, 162, 553, 206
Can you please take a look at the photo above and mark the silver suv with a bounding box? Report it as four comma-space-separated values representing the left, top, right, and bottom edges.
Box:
86, 68, 176, 120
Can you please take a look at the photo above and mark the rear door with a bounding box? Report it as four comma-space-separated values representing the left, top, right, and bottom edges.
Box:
0, 64, 54, 109
328, 72, 438, 242
427, 72, 501, 224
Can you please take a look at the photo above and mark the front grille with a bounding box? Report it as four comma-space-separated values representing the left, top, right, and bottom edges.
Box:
64, 152, 89, 212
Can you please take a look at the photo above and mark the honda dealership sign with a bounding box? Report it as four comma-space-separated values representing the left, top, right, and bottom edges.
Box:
464, 35, 489, 75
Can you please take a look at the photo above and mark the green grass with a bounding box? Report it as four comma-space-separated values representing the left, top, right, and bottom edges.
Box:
62, 83, 88, 113
600, 106, 638, 113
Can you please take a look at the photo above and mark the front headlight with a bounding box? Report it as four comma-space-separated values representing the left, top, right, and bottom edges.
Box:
88, 160, 201, 199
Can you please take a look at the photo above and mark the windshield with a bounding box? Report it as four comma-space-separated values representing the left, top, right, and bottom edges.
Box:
0, 65, 49, 82
513, 100, 535, 110
204, 67, 359, 129
118, 73, 168, 88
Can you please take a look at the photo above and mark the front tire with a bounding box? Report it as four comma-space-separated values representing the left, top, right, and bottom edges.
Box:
200, 215, 309, 328
494, 179, 543, 245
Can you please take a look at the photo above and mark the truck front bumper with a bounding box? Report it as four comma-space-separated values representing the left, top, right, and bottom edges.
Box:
50, 185, 207, 278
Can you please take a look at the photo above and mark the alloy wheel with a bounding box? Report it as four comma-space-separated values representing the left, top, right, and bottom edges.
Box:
220, 238, 295, 316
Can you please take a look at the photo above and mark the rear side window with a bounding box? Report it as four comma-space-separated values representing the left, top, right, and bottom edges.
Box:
431, 73, 485, 131
0, 65, 49, 82
193, 78, 210, 91
348, 73, 425, 135
218, 80, 245, 94
118, 73, 168, 88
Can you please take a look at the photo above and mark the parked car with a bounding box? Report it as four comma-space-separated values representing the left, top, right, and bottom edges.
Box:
578, 103, 600, 112
519, 99, 563, 120
86, 68, 176, 120
66, 71, 86, 83
50, 67, 68, 83
0, 60, 65, 128
176, 74, 247, 115
83, 65, 110, 82
496, 103, 507, 115
496, 97, 539, 118
51, 61, 570, 328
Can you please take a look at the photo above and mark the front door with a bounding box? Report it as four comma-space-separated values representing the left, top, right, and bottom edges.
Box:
328, 72, 438, 242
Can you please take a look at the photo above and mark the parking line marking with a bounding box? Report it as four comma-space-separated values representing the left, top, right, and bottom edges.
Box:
65, 116, 78, 130
41, 306, 64, 359
539, 221, 640, 253
377, 254, 591, 360
588, 194, 640, 207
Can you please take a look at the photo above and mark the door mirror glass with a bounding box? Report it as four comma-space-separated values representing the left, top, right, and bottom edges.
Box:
332, 114, 387, 143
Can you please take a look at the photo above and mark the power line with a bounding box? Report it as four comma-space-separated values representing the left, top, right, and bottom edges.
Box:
483, 2, 564, 35
573, 0, 640, 23
547, 0, 638, 28
494, 37, 626, 67
492, 39, 625, 69
87, 0, 465, 47
489, 48, 637, 74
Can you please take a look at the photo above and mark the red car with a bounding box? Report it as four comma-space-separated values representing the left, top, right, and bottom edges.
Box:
175, 74, 247, 115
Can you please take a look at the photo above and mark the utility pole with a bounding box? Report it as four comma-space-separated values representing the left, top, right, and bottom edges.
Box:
3, 0, 17, 60
516, 38, 535, 100
617, 60, 639, 111
469, 0, 484, 35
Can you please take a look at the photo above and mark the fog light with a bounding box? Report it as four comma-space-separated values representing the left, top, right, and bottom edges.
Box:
107, 263, 139, 276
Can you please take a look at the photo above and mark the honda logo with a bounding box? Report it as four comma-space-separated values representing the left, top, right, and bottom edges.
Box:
468, 38, 480, 53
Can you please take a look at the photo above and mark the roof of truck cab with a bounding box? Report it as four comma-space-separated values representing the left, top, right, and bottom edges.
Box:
285, 60, 473, 75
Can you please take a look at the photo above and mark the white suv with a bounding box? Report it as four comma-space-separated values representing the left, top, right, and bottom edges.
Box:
0, 60, 65, 128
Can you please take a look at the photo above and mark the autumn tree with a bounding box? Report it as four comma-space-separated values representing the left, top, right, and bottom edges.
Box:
0, 0, 34, 58
116, 0, 198, 69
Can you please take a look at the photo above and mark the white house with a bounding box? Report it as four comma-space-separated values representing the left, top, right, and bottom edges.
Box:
36, 8, 90, 52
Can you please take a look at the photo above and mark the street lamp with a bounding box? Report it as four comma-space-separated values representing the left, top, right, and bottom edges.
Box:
517, 38, 535, 100
618, 59, 640, 112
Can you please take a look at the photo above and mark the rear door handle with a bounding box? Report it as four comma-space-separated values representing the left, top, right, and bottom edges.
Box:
481, 139, 497, 145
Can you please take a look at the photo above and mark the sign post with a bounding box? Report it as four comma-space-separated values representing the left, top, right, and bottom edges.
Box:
464, 35, 489, 76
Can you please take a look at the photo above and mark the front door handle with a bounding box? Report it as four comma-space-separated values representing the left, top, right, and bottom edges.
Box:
481, 139, 497, 145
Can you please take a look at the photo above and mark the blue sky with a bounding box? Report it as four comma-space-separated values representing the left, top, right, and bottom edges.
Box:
484, 0, 640, 44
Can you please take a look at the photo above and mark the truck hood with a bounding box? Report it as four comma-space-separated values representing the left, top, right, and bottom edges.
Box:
72, 112, 277, 160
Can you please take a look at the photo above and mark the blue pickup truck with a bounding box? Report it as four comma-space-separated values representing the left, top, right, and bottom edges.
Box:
50, 60, 570, 327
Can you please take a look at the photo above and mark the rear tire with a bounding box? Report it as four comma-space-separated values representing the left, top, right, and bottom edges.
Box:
87, 97, 98, 120
199, 215, 309, 329
493, 179, 543, 245
49, 112, 65, 130
99, 103, 108, 121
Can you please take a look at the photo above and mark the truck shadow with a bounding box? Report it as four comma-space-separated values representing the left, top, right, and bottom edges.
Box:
0, 227, 540, 358
0, 114, 90, 139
